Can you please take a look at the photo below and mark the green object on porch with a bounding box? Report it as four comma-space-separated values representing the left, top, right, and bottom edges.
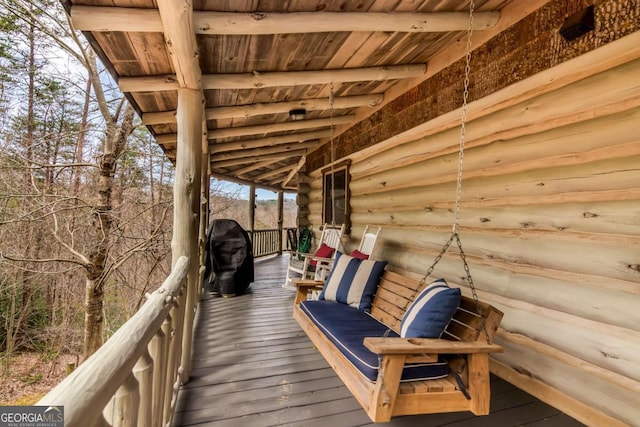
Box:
297, 228, 312, 260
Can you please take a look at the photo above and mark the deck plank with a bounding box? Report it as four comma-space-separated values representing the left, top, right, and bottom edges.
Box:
173, 255, 584, 427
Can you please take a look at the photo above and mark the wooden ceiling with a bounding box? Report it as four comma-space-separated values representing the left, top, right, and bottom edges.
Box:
67, 0, 514, 192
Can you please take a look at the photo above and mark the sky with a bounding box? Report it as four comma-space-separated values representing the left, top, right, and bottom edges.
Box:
213, 179, 296, 201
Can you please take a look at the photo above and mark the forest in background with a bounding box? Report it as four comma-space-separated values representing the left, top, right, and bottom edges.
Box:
0, 1, 296, 404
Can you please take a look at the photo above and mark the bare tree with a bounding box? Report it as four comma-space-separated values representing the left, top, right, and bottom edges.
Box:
0, 0, 172, 359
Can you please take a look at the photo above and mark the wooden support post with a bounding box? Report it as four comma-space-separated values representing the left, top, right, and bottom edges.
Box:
277, 191, 284, 255
171, 88, 203, 384
249, 184, 256, 236
198, 121, 209, 300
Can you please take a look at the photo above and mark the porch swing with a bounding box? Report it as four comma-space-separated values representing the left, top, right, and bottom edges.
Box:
293, 1, 504, 422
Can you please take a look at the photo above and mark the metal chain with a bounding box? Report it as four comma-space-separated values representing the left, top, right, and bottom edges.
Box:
329, 83, 336, 226
453, 0, 474, 236
421, 0, 474, 285
418, 1, 490, 343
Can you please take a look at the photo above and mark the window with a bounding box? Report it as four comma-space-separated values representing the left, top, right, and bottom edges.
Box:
322, 161, 350, 233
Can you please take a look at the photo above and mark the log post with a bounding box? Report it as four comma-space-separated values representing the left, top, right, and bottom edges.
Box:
171, 88, 203, 383
249, 184, 256, 235
297, 175, 311, 229
199, 138, 210, 300
277, 191, 284, 255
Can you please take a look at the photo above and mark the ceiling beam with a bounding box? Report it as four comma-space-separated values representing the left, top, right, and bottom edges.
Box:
213, 151, 305, 168
142, 94, 383, 125
208, 115, 354, 139
156, 0, 200, 90
211, 142, 319, 161
71, 6, 499, 34
210, 129, 332, 153
155, 122, 339, 146
235, 158, 284, 177
118, 65, 426, 92
255, 164, 296, 181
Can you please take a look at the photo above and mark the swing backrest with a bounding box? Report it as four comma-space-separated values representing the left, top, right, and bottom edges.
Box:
370, 270, 503, 343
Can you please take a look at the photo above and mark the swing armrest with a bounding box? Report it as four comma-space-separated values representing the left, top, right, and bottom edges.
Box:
291, 279, 324, 305
364, 337, 503, 355
291, 279, 324, 289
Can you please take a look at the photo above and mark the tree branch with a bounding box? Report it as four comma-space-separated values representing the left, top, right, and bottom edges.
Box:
52, 213, 91, 266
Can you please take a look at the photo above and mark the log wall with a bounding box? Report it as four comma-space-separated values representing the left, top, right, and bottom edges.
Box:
305, 31, 640, 427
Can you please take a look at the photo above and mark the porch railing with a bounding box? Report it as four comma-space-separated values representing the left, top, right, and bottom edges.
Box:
249, 227, 296, 258
37, 257, 190, 427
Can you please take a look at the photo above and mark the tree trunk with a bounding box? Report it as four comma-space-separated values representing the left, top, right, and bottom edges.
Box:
83, 105, 136, 358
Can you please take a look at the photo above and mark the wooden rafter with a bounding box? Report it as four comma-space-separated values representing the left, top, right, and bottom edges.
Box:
255, 164, 296, 181
156, 125, 336, 146
71, 6, 499, 34
211, 142, 319, 161
210, 130, 332, 153
118, 65, 426, 92
142, 94, 383, 125
282, 155, 307, 188
208, 115, 354, 139
235, 158, 284, 177
213, 151, 306, 168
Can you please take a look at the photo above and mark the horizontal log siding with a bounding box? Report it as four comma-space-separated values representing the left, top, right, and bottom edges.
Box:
306, 50, 640, 426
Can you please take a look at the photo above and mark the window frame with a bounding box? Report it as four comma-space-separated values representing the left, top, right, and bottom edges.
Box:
321, 160, 351, 234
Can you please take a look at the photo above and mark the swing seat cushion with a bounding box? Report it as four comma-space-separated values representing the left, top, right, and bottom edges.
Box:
319, 252, 387, 311
401, 279, 461, 338
300, 300, 450, 382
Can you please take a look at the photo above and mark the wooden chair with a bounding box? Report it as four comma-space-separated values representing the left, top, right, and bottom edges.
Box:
314, 225, 381, 281
283, 223, 345, 289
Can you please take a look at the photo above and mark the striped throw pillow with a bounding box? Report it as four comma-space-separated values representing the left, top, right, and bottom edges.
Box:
400, 279, 461, 338
319, 252, 387, 311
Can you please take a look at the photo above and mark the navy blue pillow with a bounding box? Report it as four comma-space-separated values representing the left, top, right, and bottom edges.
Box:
400, 279, 461, 338
319, 251, 387, 311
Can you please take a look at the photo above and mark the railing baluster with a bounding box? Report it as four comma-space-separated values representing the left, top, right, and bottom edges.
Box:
250, 228, 295, 258
104, 372, 140, 427
134, 348, 154, 427
149, 321, 168, 427
162, 309, 176, 427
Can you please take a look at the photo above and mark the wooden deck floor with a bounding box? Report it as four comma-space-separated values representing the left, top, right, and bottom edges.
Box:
173, 255, 584, 427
